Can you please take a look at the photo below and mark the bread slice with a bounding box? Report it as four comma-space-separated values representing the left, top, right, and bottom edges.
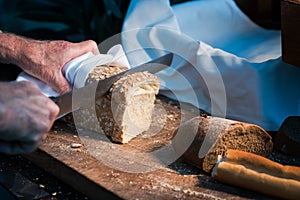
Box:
172, 115, 273, 173
73, 65, 160, 143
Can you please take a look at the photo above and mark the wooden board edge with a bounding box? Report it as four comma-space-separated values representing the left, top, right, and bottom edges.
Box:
23, 149, 121, 200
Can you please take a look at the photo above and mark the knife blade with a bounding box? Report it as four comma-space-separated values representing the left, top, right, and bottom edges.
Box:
52, 53, 173, 119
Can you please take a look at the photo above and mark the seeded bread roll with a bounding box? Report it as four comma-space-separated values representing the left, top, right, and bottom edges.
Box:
73, 65, 160, 143
172, 115, 273, 173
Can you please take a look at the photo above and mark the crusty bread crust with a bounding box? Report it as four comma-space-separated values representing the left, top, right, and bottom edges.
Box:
81, 65, 160, 143
173, 116, 273, 172
212, 150, 300, 199
63, 65, 160, 143
104, 71, 160, 143
225, 149, 300, 181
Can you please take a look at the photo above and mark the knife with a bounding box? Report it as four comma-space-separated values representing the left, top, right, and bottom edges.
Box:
51, 53, 173, 119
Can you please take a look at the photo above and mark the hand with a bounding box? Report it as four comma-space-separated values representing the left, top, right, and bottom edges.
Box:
0, 81, 59, 154
16, 38, 100, 94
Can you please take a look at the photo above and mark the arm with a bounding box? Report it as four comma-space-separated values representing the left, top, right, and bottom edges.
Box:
0, 32, 99, 154
0, 32, 100, 94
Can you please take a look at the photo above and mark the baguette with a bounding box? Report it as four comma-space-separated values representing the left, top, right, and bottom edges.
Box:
212, 150, 300, 199
172, 116, 273, 173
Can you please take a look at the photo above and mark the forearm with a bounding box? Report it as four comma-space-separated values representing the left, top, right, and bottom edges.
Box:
0, 32, 26, 65
0, 31, 99, 94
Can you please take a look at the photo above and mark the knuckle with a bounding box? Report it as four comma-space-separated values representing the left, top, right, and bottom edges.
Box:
56, 40, 71, 50
18, 80, 35, 88
47, 98, 60, 119
53, 82, 70, 94
36, 119, 52, 134
16, 81, 41, 95
91, 40, 98, 46
87, 40, 98, 48
51, 102, 60, 116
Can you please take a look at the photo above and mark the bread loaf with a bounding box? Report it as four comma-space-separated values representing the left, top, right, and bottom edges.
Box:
172, 115, 273, 173
274, 116, 300, 156
212, 150, 300, 199
72, 65, 160, 143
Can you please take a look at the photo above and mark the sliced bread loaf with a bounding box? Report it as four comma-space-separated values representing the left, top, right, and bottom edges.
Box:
72, 65, 160, 143
172, 115, 273, 173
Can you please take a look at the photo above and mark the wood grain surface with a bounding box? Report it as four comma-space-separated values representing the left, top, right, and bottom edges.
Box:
24, 98, 300, 200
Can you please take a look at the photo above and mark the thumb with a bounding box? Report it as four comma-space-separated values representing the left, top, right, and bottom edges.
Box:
69, 40, 100, 58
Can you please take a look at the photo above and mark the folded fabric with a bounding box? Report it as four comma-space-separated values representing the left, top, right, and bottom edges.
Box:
16, 44, 130, 97
121, 0, 300, 131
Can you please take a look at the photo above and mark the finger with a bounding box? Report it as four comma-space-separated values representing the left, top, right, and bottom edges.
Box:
30, 97, 59, 130
18, 80, 42, 95
46, 97, 60, 123
50, 71, 71, 94
21, 96, 59, 138
70, 40, 100, 58
27, 92, 58, 115
82, 40, 100, 55
15, 103, 52, 141
42, 133, 48, 140
91, 42, 100, 55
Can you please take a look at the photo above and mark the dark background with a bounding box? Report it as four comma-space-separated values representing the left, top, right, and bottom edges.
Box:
0, 0, 282, 199
0, 0, 281, 81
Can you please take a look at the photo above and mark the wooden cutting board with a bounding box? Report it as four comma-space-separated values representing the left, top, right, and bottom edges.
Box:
24, 97, 299, 200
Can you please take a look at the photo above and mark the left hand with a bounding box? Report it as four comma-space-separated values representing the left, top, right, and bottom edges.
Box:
16, 39, 100, 94
0, 81, 59, 154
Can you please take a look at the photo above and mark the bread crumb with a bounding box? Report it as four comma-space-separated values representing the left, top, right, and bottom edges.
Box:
71, 143, 83, 148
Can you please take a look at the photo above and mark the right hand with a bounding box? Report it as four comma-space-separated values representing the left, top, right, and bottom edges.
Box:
0, 33, 99, 94
17, 39, 100, 94
0, 81, 59, 154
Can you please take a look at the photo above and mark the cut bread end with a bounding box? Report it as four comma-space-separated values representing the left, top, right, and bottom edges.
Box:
173, 116, 273, 173
202, 122, 273, 172
86, 66, 160, 144
109, 72, 160, 143
64, 66, 161, 144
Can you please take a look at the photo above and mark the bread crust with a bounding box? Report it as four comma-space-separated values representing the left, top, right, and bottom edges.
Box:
173, 116, 273, 172
212, 150, 300, 199
72, 65, 160, 143
225, 149, 300, 181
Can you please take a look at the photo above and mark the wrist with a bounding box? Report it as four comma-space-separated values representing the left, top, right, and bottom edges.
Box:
0, 33, 25, 65
12, 36, 45, 73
